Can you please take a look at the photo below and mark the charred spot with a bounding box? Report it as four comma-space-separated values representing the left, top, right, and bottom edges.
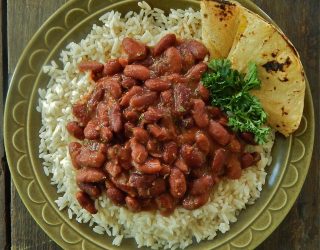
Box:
279, 77, 289, 82
204, 13, 208, 18
262, 53, 267, 57
281, 106, 288, 116
219, 17, 224, 21
262, 57, 292, 73
214, 0, 236, 11
276, 125, 280, 128
271, 52, 277, 58
224, 23, 228, 27
274, 86, 276, 90
301, 71, 305, 77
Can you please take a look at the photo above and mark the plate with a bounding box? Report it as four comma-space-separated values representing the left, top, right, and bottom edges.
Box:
4, 0, 314, 249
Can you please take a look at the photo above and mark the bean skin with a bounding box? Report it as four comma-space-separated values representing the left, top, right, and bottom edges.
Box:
195, 132, 210, 154
103, 59, 122, 76
129, 91, 157, 110
155, 193, 175, 216
76, 168, 106, 183
192, 99, 209, 128
240, 132, 256, 144
169, 168, 187, 199
131, 140, 148, 164
123, 108, 140, 122
96, 102, 109, 126
228, 137, 242, 153
87, 88, 104, 111
189, 175, 214, 195
143, 107, 164, 123
153, 34, 176, 56
182, 193, 209, 210
173, 84, 192, 115
181, 144, 206, 168
185, 62, 208, 83
125, 196, 141, 212
84, 119, 100, 140
145, 78, 171, 91
68, 142, 82, 169
184, 40, 209, 61
72, 102, 90, 126
122, 37, 147, 62
66, 121, 85, 140
160, 89, 173, 105
98, 77, 122, 99
164, 47, 182, 74
77, 182, 101, 199
136, 158, 162, 174
227, 155, 242, 179
163, 141, 178, 164
109, 103, 123, 133
76, 191, 97, 214
174, 159, 189, 174
121, 76, 138, 89
78, 60, 104, 73
106, 187, 125, 205
77, 144, 107, 168
208, 120, 231, 146
120, 86, 143, 107
212, 148, 227, 174
124, 65, 150, 81
104, 162, 122, 178
132, 127, 149, 144
196, 83, 210, 102
147, 124, 169, 141
111, 173, 137, 197
100, 127, 113, 142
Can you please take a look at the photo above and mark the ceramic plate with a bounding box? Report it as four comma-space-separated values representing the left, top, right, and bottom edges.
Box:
4, 0, 314, 249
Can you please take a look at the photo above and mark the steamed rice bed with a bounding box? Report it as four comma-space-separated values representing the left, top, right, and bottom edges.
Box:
38, 2, 274, 249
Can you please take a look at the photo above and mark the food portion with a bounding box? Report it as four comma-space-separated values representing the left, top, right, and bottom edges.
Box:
201, 0, 306, 136
67, 35, 262, 215
37, 0, 306, 248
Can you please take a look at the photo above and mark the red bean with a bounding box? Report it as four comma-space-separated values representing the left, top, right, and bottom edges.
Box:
104, 162, 122, 178
153, 34, 176, 56
128, 173, 157, 188
96, 102, 109, 126
159, 164, 171, 176
122, 37, 147, 62
143, 107, 164, 123
123, 108, 140, 122
87, 87, 104, 111
111, 173, 137, 197
76, 191, 97, 214
241, 153, 254, 168
212, 148, 227, 174
109, 103, 122, 133
131, 140, 148, 164
72, 102, 90, 126
208, 120, 231, 146
228, 137, 242, 153
121, 75, 138, 89
184, 40, 209, 61
196, 84, 210, 102
130, 91, 157, 109
195, 132, 210, 154
182, 193, 209, 210
155, 193, 175, 216
78, 60, 104, 73
147, 124, 169, 141
207, 106, 222, 119
189, 175, 214, 195
178, 46, 195, 72
98, 77, 122, 99
160, 89, 173, 105
66, 121, 84, 140
136, 158, 162, 174
169, 168, 186, 199
124, 65, 150, 81
145, 78, 171, 91
227, 155, 242, 179
103, 59, 122, 76
149, 178, 166, 197
146, 139, 162, 158
181, 144, 206, 168
120, 86, 143, 107
77, 182, 101, 199
124, 122, 134, 138
240, 132, 256, 144
77, 144, 107, 168
163, 141, 178, 164
118, 145, 132, 170
100, 127, 113, 142
192, 99, 209, 128
84, 119, 100, 140
76, 168, 106, 183
132, 127, 149, 144
106, 187, 125, 205
174, 159, 189, 174
125, 196, 141, 212
164, 47, 182, 74
185, 62, 208, 83
68, 142, 82, 169
173, 84, 192, 115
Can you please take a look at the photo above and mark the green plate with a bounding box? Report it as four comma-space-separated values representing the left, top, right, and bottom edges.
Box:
4, 0, 314, 249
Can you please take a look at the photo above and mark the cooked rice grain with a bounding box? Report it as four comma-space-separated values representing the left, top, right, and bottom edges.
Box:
38, 2, 274, 249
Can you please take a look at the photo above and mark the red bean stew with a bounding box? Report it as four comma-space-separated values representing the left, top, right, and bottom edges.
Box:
67, 34, 261, 215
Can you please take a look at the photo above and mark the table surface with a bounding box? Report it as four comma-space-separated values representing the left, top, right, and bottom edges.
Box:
1, 0, 319, 249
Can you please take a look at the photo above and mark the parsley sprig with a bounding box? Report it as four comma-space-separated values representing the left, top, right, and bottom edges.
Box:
201, 59, 270, 144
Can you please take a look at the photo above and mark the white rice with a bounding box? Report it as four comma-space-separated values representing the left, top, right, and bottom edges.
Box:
38, 2, 274, 249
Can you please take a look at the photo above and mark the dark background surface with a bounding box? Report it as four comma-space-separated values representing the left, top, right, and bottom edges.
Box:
1, 0, 319, 249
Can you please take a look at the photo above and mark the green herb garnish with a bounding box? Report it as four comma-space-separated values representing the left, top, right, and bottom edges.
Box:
201, 59, 270, 144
